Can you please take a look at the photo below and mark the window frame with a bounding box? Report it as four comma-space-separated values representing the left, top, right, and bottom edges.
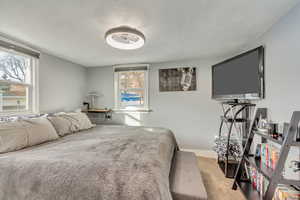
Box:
0, 47, 39, 116
114, 64, 150, 112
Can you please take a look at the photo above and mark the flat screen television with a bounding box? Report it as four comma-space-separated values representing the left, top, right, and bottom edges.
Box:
212, 46, 264, 100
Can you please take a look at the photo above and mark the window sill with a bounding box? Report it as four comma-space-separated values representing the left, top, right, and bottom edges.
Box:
113, 109, 152, 113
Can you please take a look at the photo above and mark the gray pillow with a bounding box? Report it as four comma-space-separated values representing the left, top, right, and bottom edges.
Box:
0, 118, 59, 153
23, 118, 59, 147
0, 121, 29, 153
47, 115, 80, 136
48, 112, 94, 137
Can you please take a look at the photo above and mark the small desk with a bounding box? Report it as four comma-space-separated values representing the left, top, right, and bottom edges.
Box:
82, 109, 112, 124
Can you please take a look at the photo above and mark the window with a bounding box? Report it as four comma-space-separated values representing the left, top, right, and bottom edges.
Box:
114, 64, 149, 111
0, 45, 39, 115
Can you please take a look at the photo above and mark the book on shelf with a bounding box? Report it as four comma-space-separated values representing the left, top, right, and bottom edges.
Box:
273, 184, 300, 200
248, 166, 269, 196
261, 143, 280, 170
247, 165, 300, 199
248, 143, 299, 199
259, 139, 299, 182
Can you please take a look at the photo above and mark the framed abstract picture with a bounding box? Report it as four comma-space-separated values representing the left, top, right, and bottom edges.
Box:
159, 67, 196, 92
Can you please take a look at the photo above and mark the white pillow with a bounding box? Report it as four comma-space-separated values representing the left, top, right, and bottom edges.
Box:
0, 118, 59, 153
65, 112, 94, 130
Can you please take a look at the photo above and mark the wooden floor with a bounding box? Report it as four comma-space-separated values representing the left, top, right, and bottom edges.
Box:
197, 156, 245, 200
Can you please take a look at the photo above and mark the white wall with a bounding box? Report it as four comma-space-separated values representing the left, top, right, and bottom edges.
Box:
39, 53, 87, 113
242, 3, 300, 123
243, 4, 300, 161
87, 60, 220, 150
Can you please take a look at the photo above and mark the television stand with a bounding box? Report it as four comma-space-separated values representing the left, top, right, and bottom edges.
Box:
215, 101, 256, 178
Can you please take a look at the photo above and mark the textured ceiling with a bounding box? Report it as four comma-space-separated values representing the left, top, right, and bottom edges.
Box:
0, 0, 299, 67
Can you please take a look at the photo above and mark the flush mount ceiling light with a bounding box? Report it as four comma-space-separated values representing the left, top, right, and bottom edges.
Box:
105, 26, 145, 50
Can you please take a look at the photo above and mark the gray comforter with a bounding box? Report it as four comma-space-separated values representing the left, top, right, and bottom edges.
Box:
0, 125, 177, 200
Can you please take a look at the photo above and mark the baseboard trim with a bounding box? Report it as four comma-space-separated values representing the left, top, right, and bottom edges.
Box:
180, 149, 217, 159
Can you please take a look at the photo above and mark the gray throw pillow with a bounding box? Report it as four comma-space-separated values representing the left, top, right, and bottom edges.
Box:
0, 117, 59, 153
47, 115, 80, 136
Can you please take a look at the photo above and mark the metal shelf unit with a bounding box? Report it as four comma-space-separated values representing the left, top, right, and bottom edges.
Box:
233, 108, 300, 200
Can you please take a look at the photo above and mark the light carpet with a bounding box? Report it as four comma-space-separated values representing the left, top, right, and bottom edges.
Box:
197, 156, 245, 200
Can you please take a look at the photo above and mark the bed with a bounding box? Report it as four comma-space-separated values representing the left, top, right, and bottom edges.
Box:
0, 125, 177, 200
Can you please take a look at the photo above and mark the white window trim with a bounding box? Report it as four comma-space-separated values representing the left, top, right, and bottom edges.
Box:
113, 64, 150, 112
0, 47, 39, 116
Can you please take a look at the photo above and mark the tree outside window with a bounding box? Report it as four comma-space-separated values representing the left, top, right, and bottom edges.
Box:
0, 51, 31, 112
